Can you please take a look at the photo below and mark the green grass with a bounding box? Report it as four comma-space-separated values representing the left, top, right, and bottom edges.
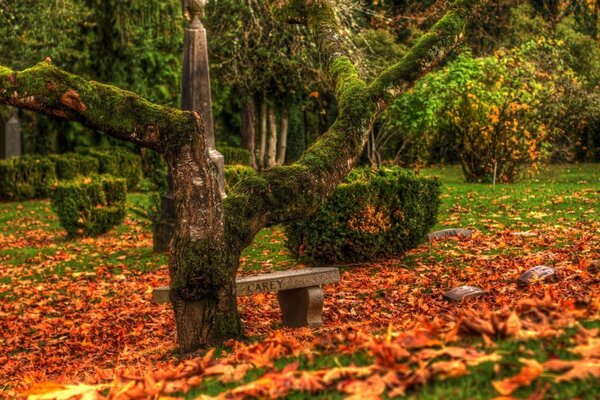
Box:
423, 163, 600, 232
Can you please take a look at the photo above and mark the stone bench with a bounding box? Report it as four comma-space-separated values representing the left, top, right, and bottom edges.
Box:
153, 267, 340, 328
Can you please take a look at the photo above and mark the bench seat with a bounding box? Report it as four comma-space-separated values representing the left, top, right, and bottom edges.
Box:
153, 267, 340, 327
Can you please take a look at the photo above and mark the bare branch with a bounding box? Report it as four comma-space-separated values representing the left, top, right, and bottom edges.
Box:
0, 61, 199, 153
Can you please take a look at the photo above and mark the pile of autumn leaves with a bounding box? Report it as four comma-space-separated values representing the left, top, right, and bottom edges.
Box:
22, 292, 600, 399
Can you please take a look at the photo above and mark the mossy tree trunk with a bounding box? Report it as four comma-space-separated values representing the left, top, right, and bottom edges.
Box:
0, 0, 487, 352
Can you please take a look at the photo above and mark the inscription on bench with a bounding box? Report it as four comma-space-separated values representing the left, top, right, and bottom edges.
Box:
244, 280, 282, 294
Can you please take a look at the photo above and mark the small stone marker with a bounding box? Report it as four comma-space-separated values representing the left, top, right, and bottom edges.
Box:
444, 286, 488, 302
427, 228, 473, 241
153, 267, 340, 328
511, 231, 538, 237
517, 265, 557, 286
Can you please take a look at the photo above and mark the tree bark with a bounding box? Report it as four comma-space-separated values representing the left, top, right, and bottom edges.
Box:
241, 97, 257, 168
0, 0, 487, 353
259, 99, 267, 169
267, 104, 278, 167
277, 103, 289, 165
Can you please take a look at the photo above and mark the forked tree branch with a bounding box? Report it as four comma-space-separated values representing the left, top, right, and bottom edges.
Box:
226, 0, 487, 248
0, 61, 200, 153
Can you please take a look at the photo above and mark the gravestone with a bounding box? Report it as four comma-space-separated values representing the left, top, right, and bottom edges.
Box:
427, 228, 473, 241
444, 285, 488, 302
517, 265, 557, 285
0, 114, 21, 159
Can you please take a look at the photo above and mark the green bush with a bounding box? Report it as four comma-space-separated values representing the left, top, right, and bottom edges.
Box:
50, 174, 127, 237
0, 156, 56, 201
76, 147, 142, 189
218, 146, 252, 166
284, 167, 441, 265
224, 165, 256, 194
48, 153, 100, 180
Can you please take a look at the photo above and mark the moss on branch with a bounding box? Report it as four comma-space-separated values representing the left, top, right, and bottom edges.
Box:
0, 61, 197, 153
225, 0, 486, 248
369, 0, 487, 105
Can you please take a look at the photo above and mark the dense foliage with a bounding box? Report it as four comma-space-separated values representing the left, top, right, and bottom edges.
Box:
0, 0, 182, 153
50, 175, 127, 236
285, 167, 441, 264
377, 34, 599, 182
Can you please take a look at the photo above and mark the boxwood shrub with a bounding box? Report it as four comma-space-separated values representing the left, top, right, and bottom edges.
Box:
284, 166, 441, 265
224, 164, 256, 193
48, 153, 100, 180
0, 156, 57, 201
50, 174, 127, 237
76, 146, 142, 189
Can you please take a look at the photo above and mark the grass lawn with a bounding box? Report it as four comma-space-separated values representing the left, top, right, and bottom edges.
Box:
1, 164, 598, 399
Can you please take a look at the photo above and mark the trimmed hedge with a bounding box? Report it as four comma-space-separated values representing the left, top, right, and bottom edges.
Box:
76, 147, 142, 189
51, 174, 127, 236
218, 146, 252, 166
0, 156, 56, 201
284, 166, 442, 265
49, 153, 100, 180
224, 164, 256, 193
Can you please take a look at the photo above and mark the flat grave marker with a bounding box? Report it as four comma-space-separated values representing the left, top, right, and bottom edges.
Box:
444, 285, 488, 302
427, 228, 473, 241
517, 265, 557, 286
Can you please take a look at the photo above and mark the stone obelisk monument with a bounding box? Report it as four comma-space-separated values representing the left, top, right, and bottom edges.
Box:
153, 0, 225, 252
181, 0, 225, 195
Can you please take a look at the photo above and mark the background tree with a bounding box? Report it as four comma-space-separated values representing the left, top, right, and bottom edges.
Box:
0, 0, 182, 153
0, 0, 485, 352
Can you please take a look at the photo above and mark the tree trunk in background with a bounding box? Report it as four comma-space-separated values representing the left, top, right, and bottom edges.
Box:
267, 104, 278, 167
276, 104, 289, 165
259, 100, 267, 169
241, 98, 257, 168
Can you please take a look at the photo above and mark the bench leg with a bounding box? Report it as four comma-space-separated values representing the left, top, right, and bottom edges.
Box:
277, 286, 324, 328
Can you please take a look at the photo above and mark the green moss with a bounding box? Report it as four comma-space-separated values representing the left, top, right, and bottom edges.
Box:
0, 62, 195, 153
171, 237, 238, 296
368, 0, 483, 102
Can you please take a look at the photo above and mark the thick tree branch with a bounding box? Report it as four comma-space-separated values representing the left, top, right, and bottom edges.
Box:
226, 0, 486, 248
0, 61, 199, 153
369, 0, 486, 106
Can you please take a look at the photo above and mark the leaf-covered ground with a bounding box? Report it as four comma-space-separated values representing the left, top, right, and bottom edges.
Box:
1, 164, 599, 399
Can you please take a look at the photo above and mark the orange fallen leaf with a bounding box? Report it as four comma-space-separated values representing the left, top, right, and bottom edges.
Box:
22, 382, 108, 400
492, 358, 543, 395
